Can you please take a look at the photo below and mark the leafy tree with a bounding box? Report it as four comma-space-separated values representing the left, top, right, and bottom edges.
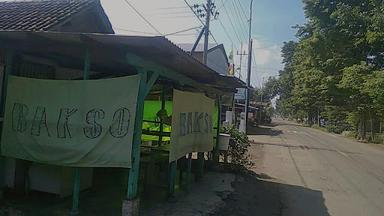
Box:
272, 0, 384, 141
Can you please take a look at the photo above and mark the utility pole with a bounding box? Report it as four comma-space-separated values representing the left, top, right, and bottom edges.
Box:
237, 43, 248, 79
190, 1, 218, 61
245, 0, 254, 134
203, 0, 212, 64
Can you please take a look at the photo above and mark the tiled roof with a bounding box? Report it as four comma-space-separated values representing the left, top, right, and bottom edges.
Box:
0, 0, 99, 31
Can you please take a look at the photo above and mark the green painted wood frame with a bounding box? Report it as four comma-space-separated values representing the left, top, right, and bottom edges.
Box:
70, 48, 90, 215
125, 53, 224, 96
125, 50, 224, 199
213, 96, 222, 163
127, 69, 159, 200
0, 49, 14, 197
168, 160, 177, 197
186, 153, 192, 191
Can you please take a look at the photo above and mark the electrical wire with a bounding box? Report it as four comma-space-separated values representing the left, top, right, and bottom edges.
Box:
122, 0, 163, 35
236, 0, 249, 20
183, 0, 218, 45
217, 0, 230, 10
216, 18, 235, 45
114, 27, 157, 35
164, 26, 202, 36
230, 0, 248, 41
220, 0, 243, 44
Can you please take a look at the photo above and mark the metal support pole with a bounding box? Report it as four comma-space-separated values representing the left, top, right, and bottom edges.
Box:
245, 0, 254, 135
71, 48, 90, 215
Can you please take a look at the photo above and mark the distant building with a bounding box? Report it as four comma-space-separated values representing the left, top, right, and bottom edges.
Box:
177, 43, 229, 76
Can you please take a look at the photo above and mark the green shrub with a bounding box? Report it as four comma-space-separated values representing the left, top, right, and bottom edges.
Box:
325, 125, 345, 134
221, 126, 254, 168
342, 130, 357, 138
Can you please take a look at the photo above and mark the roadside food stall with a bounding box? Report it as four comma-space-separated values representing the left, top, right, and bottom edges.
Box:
0, 31, 244, 215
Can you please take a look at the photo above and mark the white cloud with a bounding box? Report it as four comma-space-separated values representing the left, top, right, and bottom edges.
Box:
234, 38, 283, 87
101, 0, 283, 87
100, 0, 200, 43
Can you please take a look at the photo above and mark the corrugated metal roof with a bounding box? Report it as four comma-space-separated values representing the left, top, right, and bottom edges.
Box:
0, 31, 245, 91
177, 43, 217, 53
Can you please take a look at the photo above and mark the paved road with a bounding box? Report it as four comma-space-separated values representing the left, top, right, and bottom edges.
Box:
249, 120, 384, 216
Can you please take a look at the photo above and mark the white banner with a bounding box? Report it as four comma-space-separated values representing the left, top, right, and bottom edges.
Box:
170, 90, 215, 161
1, 75, 140, 168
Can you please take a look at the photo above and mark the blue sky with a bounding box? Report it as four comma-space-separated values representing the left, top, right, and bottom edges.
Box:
101, 0, 306, 87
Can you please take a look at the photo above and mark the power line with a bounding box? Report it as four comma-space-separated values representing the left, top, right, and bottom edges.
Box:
236, 0, 249, 20
114, 27, 157, 35
235, 0, 249, 21
151, 11, 194, 16
230, 0, 248, 41
216, 18, 235, 45
157, 6, 189, 10
183, 0, 218, 45
122, 0, 163, 35
220, 0, 243, 44
217, 0, 229, 10
164, 26, 202, 36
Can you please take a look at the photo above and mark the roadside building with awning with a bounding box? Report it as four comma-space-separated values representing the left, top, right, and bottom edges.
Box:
0, 31, 245, 215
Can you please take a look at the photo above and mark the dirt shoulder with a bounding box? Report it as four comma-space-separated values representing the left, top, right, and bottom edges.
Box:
210, 169, 282, 216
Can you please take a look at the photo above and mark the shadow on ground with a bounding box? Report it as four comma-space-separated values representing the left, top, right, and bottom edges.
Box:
247, 125, 283, 136
210, 170, 330, 216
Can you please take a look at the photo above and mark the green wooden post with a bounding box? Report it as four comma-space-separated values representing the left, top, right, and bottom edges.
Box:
127, 70, 146, 199
213, 96, 222, 163
70, 169, 81, 215
186, 153, 192, 191
158, 85, 165, 144
70, 48, 90, 215
196, 152, 204, 180
168, 160, 177, 198
0, 49, 13, 198
2, 49, 13, 112
127, 70, 158, 200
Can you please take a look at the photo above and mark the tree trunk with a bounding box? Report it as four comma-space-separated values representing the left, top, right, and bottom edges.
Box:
369, 110, 374, 142
359, 112, 367, 141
